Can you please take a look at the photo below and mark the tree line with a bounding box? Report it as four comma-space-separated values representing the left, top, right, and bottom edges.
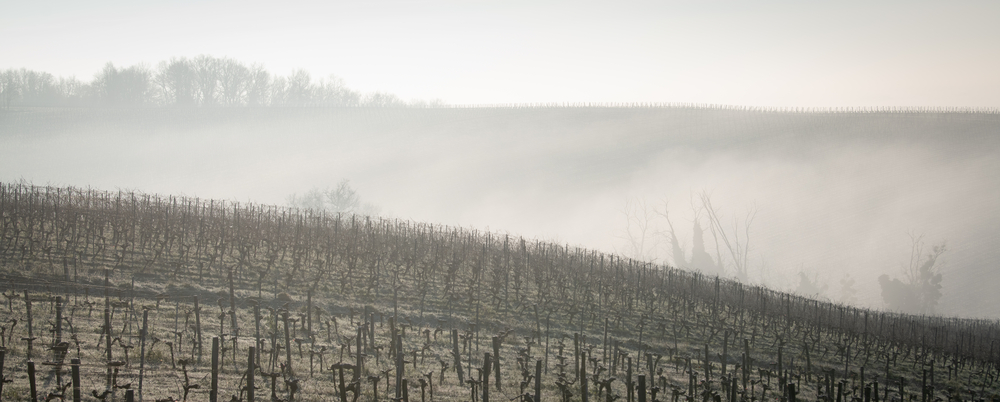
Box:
0, 55, 443, 110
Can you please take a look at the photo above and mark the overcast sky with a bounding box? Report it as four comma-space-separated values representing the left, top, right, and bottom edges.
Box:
5, 0, 999, 107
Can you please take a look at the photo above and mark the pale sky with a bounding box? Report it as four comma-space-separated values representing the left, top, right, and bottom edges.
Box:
4, 0, 999, 107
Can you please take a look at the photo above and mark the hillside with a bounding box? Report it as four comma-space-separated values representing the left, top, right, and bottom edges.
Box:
1, 182, 998, 401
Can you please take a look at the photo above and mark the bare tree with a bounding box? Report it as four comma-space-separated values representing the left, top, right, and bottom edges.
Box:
362, 91, 405, 107
92, 62, 155, 106
288, 179, 379, 216
616, 197, 658, 261
699, 191, 756, 282
315, 74, 361, 106
245, 63, 271, 106
285, 69, 313, 106
658, 200, 722, 275
156, 57, 197, 106
0, 69, 18, 109
218, 58, 250, 106
192, 55, 220, 105
878, 234, 946, 314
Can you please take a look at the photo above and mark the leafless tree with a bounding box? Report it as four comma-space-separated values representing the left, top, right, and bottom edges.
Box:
699, 191, 756, 282
878, 234, 946, 314
155, 57, 196, 105
192, 55, 221, 105
218, 58, 250, 106
245, 63, 271, 106
616, 197, 657, 261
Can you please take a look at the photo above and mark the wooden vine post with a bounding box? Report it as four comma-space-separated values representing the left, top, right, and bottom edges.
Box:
71, 358, 81, 402
638, 374, 647, 402
28, 360, 39, 402
492, 335, 501, 391
194, 295, 203, 360
104, 307, 113, 389
283, 310, 293, 374
482, 353, 492, 402
211, 336, 220, 402
581, 349, 588, 402
139, 309, 148, 400
355, 325, 364, 381
247, 346, 256, 402
396, 330, 405, 400
452, 329, 464, 383
24, 290, 35, 359
534, 359, 542, 402
0, 349, 5, 398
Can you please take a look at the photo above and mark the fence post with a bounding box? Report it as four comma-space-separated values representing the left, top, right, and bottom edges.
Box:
71, 358, 81, 402
211, 337, 220, 402
356, 326, 363, 382
574, 333, 580, 379
248, 346, 256, 402
27, 360, 38, 402
283, 310, 293, 375
581, 350, 588, 402
482, 353, 491, 402
24, 290, 34, 359
105, 307, 113, 388
194, 295, 203, 361
492, 336, 501, 391
452, 329, 464, 383
254, 303, 261, 368
396, 330, 405, 399
0, 349, 5, 399
139, 309, 148, 401
534, 359, 542, 402
402, 378, 409, 402
627, 357, 634, 402
638, 374, 646, 402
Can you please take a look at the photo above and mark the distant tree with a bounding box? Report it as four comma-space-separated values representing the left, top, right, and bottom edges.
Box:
315, 74, 361, 106
0, 69, 23, 109
17, 69, 59, 106
269, 75, 288, 106
0, 68, 87, 108
617, 197, 657, 261
218, 58, 250, 106
838, 273, 858, 305
699, 191, 756, 282
192, 55, 221, 105
0, 69, 18, 109
288, 179, 380, 216
92, 62, 155, 106
661, 203, 722, 275
362, 91, 405, 107
878, 234, 946, 315
794, 270, 828, 298
285, 69, 314, 106
156, 57, 197, 106
245, 63, 271, 106
3, 55, 423, 108
55, 76, 87, 106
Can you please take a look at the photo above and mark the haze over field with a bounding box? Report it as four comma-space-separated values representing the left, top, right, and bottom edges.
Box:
3, 2, 999, 318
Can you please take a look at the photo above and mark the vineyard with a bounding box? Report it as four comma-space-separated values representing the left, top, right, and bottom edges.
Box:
1, 181, 999, 401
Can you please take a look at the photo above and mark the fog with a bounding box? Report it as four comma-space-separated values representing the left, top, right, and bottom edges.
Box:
2, 107, 998, 317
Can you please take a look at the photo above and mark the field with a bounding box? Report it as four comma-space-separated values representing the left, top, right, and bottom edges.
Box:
1, 181, 999, 402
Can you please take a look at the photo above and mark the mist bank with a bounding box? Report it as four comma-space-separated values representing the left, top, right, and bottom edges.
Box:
2, 106, 998, 317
